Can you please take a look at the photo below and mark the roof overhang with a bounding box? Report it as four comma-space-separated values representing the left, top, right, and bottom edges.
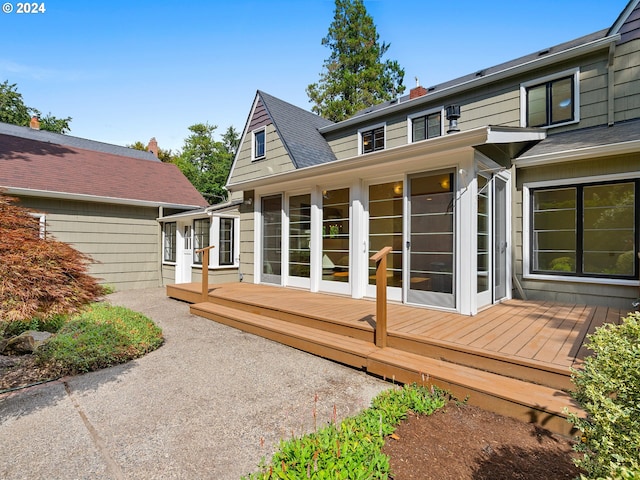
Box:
2, 186, 206, 210
226, 126, 545, 191
319, 34, 620, 133
513, 138, 640, 168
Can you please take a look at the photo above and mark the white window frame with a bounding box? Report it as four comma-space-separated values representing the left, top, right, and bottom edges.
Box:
252, 127, 266, 161
358, 122, 386, 155
210, 215, 240, 268
520, 67, 580, 128
407, 107, 444, 143
522, 171, 638, 286
162, 221, 177, 265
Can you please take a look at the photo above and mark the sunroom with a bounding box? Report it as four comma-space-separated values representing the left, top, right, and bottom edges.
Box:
229, 126, 545, 315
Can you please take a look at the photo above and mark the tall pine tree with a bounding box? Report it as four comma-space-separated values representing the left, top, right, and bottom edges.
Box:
307, 0, 405, 122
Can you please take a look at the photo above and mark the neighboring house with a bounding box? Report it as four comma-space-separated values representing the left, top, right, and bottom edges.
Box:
0, 122, 209, 290
224, 0, 640, 314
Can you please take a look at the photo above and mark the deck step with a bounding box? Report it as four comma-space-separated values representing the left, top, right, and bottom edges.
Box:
191, 300, 583, 436
191, 302, 378, 369
367, 347, 582, 437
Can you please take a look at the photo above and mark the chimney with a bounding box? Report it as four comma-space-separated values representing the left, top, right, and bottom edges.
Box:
409, 76, 428, 100
147, 137, 158, 157
29, 116, 40, 130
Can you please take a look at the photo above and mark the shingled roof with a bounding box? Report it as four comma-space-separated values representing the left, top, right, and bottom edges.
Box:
0, 124, 208, 208
258, 91, 337, 168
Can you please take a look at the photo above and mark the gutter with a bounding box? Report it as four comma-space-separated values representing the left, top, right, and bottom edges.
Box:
514, 139, 640, 168
1, 186, 206, 210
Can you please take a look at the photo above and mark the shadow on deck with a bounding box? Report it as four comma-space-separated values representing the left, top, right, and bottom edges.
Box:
167, 282, 630, 436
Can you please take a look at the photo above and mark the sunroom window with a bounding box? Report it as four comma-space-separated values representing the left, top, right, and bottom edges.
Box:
163, 222, 177, 263
530, 180, 637, 278
219, 217, 234, 266
193, 218, 210, 265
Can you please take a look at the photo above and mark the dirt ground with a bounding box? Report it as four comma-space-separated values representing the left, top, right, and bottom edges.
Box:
2, 358, 581, 479
383, 402, 581, 480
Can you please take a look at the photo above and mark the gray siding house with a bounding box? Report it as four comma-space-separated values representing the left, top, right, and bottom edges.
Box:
0, 122, 209, 290
225, 0, 640, 314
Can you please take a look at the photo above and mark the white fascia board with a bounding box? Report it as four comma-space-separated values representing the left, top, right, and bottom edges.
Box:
319, 34, 620, 134
484, 128, 546, 144
2, 187, 204, 210
514, 139, 640, 168
227, 127, 492, 192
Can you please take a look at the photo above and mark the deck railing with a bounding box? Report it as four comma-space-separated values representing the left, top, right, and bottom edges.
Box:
195, 245, 216, 301
370, 246, 393, 348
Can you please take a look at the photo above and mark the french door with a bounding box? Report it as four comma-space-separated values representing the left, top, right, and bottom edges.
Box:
261, 195, 282, 285
407, 171, 456, 308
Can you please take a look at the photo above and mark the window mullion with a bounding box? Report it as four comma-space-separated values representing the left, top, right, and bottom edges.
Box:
577, 185, 584, 276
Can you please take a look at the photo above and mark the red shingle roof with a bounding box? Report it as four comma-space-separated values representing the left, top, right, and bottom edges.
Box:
0, 133, 208, 208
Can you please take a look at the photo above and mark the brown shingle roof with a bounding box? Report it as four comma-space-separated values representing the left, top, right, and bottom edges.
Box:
0, 133, 208, 208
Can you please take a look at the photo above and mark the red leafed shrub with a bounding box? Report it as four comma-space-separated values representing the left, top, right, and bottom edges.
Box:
0, 194, 105, 323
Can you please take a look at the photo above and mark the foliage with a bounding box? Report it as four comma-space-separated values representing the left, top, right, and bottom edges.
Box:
127, 140, 176, 163
37, 303, 163, 376
306, 0, 405, 122
0, 80, 72, 133
569, 312, 640, 479
175, 123, 237, 204
0, 194, 104, 323
2, 314, 68, 337
242, 384, 447, 479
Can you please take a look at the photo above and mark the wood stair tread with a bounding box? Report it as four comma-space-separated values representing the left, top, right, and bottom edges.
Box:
191, 302, 378, 357
368, 347, 580, 417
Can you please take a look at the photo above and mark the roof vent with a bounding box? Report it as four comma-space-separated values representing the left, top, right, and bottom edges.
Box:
475, 70, 485, 77
538, 49, 550, 56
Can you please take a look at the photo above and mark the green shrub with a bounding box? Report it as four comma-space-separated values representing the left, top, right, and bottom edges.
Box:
243, 384, 447, 479
569, 312, 640, 479
37, 303, 163, 376
2, 314, 68, 337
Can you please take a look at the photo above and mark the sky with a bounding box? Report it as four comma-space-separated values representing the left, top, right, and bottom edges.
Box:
0, 0, 630, 152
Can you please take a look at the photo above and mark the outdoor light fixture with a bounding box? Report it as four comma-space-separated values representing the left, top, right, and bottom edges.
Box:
445, 104, 461, 134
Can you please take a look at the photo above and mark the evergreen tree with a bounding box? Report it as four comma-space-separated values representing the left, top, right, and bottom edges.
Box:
306, 0, 405, 122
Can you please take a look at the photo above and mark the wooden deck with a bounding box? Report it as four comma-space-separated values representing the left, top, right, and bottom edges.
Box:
167, 282, 630, 436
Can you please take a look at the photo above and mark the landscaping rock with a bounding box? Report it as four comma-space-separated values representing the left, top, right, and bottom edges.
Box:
3, 331, 52, 355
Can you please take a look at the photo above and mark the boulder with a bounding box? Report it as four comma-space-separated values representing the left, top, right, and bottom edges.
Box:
2, 331, 52, 355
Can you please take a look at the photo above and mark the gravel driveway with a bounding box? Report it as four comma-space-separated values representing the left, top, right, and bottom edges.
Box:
0, 287, 389, 479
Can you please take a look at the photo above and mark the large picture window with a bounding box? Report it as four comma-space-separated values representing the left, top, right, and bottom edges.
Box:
531, 180, 637, 278
163, 222, 177, 263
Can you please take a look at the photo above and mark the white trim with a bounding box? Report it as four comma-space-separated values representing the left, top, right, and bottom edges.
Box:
514, 139, 640, 168
29, 212, 46, 239
519, 67, 580, 128
161, 221, 177, 265
358, 122, 386, 155
251, 127, 266, 161
407, 107, 445, 143
522, 171, 640, 283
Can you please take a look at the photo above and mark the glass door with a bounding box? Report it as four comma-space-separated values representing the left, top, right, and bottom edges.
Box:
288, 193, 311, 288
407, 171, 455, 308
321, 188, 350, 294
494, 176, 508, 301
367, 181, 403, 301
477, 175, 492, 306
262, 195, 282, 285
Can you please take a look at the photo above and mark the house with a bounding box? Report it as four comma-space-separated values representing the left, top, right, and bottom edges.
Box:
217, 0, 640, 315
0, 121, 209, 290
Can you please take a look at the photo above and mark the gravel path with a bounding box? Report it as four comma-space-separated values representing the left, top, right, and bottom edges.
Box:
0, 287, 389, 479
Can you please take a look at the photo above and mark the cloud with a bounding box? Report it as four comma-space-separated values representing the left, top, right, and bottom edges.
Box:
0, 60, 100, 82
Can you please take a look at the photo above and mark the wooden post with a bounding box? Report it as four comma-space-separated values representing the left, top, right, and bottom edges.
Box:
370, 246, 393, 348
195, 245, 215, 302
